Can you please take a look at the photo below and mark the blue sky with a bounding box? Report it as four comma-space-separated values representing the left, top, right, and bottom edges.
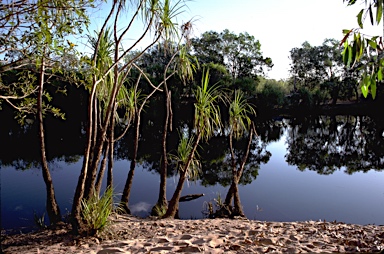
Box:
85, 0, 382, 80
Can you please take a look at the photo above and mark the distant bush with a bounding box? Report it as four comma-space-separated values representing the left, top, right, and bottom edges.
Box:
256, 79, 288, 110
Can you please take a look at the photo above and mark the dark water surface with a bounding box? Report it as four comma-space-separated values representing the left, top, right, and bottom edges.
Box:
1, 114, 384, 232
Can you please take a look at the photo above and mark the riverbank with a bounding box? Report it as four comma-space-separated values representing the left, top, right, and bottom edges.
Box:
2, 214, 384, 253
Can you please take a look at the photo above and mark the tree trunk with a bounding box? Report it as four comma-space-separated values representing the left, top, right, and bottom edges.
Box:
163, 171, 187, 218
71, 89, 97, 234
107, 116, 114, 190
226, 124, 254, 217
224, 181, 235, 206
153, 90, 170, 214
37, 55, 61, 225
95, 142, 109, 196
232, 181, 244, 216
119, 113, 140, 214
163, 133, 201, 218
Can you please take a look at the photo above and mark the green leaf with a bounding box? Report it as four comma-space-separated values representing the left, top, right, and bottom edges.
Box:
348, 44, 353, 66
342, 41, 350, 66
346, 0, 357, 5
342, 29, 351, 34
357, 9, 364, 28
361, 84, 369, 98
367, 38, 377, 49
377, 0, 383, 24
378, 68, 383, 81
371, 77, 377, 99
361, 75, 370, 98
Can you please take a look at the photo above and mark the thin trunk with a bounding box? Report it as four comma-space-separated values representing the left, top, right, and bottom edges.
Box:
95, 142, 109, 196
71, 2, 118, 233
84, 130, 105, 200
107, 113, 115, 190
226, 124, 254, 216
224, 181, 236, 206
163, 133, 201, 218
154, 89, 170, 214
71, 71, 103, 233
163, 171, 187, 218
232, 182, 244, 216
37, 55, 61, 225
119, 113, 140, 213
232, 126, 254, 216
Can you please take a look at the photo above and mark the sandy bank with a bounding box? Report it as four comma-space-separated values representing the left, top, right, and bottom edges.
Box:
2, 214, 384, 253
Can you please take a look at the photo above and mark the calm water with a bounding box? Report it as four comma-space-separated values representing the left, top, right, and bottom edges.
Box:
2, 114, 384, 231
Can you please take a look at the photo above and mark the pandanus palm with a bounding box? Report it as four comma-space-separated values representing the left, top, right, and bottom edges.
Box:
163, 69, 223, 218
153, 43, 198, 215
224, 89, 256, 216
83, 27, 134, 199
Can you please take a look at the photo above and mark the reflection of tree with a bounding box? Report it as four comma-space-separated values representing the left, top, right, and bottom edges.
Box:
0, 104, 85, 170
286, 115, 384, 174
200, 135, 271, 187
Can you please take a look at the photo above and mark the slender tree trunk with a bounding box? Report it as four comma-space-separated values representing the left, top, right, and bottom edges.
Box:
107, 114, 115, 190
83, 130, 105, 199
224, 181, 235, 206
95, 142, 109, 196
232, 181, 244, 216
163, 171, 187, 218
37, 55, 61, 225
153, 90, 170, 214
226, 125, 254, 217
120, 113, 140, 214
163, 133, 201, 218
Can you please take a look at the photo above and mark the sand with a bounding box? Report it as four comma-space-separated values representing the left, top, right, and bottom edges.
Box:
2, 214, 384, 253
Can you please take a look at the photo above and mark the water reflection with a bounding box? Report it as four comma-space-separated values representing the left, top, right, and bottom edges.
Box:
2, 109, 384, 229
286, 115, 384, 174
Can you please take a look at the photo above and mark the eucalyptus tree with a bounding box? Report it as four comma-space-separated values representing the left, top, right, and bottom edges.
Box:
223, 90, 256, 216
70, 0, 194, 233
342, 0, 384, 99
0, 0, 91, 113
1, 0, 94, 225
163, 69, 224, 218
191, 29, 273, 95
289, 39, 361, 106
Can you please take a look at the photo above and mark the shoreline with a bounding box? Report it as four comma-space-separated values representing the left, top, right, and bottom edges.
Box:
2, 214, 384, 253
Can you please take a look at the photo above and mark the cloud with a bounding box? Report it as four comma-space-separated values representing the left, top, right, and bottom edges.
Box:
13, 205, 23, 211
130, 201, 151, 213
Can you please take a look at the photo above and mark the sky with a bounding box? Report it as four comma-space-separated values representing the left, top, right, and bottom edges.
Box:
87, 0, 383, 80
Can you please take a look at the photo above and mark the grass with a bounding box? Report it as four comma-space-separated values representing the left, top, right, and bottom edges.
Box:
33, 211, 47, 229
81, 187, 114, 235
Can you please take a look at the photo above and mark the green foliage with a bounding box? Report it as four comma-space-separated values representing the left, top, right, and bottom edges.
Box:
192, 29, 272, 79
193, 69, 224, 140
290, 39, 361, 105
191, 29, 272, 94
342, 0, 384, 98
229, 90, 256, 139
169, 131, 201, 181
258, 80, 288, 107
81, 187, 114, 235
151, 204, 168, 217
0, 0, 93, 121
